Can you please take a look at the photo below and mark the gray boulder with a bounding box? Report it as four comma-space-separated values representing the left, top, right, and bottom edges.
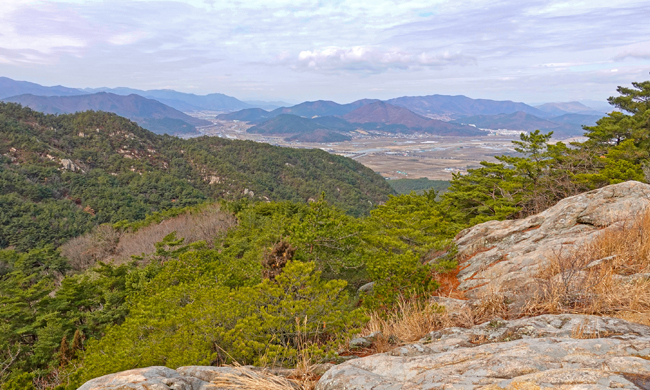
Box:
77, 366, 217, 390
77, 366, 271, 390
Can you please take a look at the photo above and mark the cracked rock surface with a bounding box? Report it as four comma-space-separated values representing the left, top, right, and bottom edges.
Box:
316, 315, 650, 390
78, 366, 244, 390
453, 181, 650, 300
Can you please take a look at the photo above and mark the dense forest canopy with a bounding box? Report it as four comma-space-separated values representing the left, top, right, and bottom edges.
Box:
0, 80, 648, 389
0, 103, 392, 250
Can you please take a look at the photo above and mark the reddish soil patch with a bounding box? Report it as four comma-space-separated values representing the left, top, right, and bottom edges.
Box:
432, 265, 465, 299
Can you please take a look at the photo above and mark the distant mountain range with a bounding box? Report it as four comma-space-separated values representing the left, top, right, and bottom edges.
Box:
385, 95, 548, 118
3, 93, 211, 135
0, 76, 610, 140
221, 97, 607, 140
82, 87, 253, 112
242, 101, 484, 142
0, 77, 283, 113
0, 77, 84, 98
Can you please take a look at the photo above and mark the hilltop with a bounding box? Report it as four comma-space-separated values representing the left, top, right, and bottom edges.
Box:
0, 103, 392, 251
534, 101, 606, 116
246, 114, 353, 142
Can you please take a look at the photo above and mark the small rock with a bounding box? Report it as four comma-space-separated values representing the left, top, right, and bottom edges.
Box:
357, 281, 375, 294
349, 337, 373, 349
311, 363, 335, 376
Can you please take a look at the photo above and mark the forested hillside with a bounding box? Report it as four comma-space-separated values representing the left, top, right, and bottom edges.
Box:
0, 80, 648, 390
0, 103, 392, 251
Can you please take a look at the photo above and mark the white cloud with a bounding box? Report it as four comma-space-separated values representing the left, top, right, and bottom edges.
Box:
0, 0, 649, 102
294, 46, 475, 73
613, 40, 650, 60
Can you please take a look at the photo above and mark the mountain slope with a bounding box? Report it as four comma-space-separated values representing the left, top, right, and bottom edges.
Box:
535, 101, 606, 117
0, 103, 391, 250
344, 101, 485, 136
549, 113, 601, 127
246, 114, 353, 142
247, 114, 321, 135
83, 87, 253, 112
0, 76, 85, 99
452, 111, 560, 131
3, 92, 211, 135
270, 99, 379, 118
386, 95, 545, 118
216, 108, 273, 123
452, 111, 591, 138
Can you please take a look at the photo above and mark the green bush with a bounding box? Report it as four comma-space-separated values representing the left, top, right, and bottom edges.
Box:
72, 261, 365, 385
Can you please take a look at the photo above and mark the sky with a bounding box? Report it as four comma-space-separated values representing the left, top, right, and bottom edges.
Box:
0, 0, 649, 105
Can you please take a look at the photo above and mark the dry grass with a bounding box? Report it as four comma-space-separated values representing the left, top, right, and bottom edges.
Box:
357, 208, 650, 354
210, 366, 312, 390
363, 298, 448, 348
60, 205, 236, 270
522, 209, 650, 322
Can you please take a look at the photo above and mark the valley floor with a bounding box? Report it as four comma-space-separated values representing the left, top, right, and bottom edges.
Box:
190, 116, 522, 180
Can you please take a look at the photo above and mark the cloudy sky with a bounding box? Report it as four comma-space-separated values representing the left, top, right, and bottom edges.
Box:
1, 0, 649, 104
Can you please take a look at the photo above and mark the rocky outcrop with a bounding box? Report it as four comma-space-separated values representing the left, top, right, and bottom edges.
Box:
77, 366, 235, 390
317, 314, 650, 390
77, 364, 334, 389
453, 181, 650, 300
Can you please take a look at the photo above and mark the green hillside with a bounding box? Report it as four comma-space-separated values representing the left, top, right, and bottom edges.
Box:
0, 103, 392, 251
388, 178, 450, 195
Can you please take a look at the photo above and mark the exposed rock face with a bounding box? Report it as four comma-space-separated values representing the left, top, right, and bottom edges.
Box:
454, 181, 650, 300
317, 314, 650, 390
77, 364, 331, 389
77, 366, 239, 390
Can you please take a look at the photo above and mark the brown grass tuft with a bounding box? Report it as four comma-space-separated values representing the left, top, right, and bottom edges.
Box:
522, 208, 650, 320
210, 366, 313, 390
363, 297, 448, 348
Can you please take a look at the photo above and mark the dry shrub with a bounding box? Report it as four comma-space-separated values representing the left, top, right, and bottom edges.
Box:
470, 286, 510, 323
523, 209, 650, 320
364, 297, 448, 344
359, 291, 513, 354
210, 366, 313, 390
360, 296, 464, 353
60, 206, 236, 270
60, 224, 121, 271
114, 206, 235, 263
